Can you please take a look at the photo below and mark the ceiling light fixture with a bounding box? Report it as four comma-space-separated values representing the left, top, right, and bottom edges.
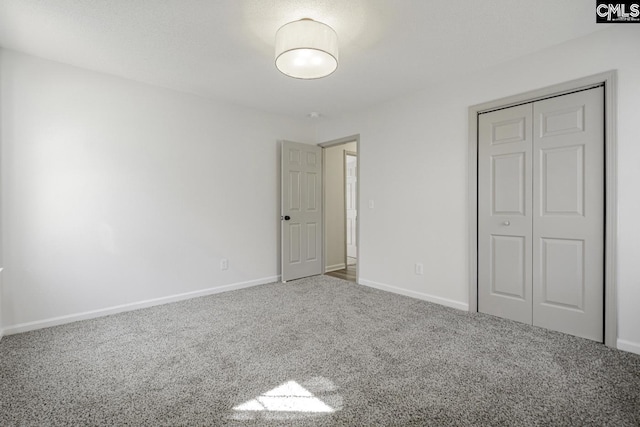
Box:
275, 19, 338, 80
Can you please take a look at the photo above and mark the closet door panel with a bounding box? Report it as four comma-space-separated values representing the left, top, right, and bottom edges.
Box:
532, 87, 604, 341
478, 104, 533, 324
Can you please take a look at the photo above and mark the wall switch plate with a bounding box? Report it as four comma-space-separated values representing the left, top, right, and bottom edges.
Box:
369, 199, 374, 209
220, 258, 229, 270
415, 263, 424, 275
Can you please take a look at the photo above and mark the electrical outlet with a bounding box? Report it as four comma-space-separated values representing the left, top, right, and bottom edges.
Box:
220, 258, 229, 270
415, 263, 424, 275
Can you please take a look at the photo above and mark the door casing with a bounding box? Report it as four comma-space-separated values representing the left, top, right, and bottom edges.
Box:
468, 71, 618, 348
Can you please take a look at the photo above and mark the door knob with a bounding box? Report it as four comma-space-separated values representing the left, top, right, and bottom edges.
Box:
284, 215, 291, 221
503, 220, 510, 226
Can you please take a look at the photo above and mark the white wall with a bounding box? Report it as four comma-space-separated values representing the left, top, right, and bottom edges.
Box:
2, 26, 639, 354
0, 50, 313, 331
316, 26, 640, 353
324, 141, 357, 270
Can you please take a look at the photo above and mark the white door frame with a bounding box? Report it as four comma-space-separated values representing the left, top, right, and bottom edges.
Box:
467, 71, 618, 348
319, 134, 361, 283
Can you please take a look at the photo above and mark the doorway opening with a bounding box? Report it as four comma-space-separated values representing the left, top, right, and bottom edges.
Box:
345, 151, 357, 270
320, 135, 360, 283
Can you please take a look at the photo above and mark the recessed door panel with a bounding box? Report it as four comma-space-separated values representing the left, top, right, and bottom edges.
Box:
491, 235, 526, 300
540, 105, 584, 138
492, 152, 526, 215
289, 224, 301, 264
541, 145, 584, 216
306, 152, 317, 167
540, 238, 584, 310
289, 171, 301, 211
492, 117, 526, 145
306, 172, 317, 211
282, 141, 323, 282
289, 149, 300, 164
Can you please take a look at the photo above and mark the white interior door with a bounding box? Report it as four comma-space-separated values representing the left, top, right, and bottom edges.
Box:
478, 87, 604, 342
281, 141, 323, 282
532, 87, 604, 341
345, 153, 357, 260
478, 104, 533, 324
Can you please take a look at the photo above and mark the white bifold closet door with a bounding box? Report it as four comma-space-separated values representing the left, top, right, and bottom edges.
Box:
478, 87, 604, 342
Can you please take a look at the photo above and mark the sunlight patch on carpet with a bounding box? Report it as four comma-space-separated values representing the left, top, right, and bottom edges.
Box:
231, 377, 341, 420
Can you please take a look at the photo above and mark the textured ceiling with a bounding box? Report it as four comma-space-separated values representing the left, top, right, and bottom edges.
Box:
0, 0, 608, 118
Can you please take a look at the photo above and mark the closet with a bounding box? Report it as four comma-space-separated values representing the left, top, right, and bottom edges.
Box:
478, 86, 604, 341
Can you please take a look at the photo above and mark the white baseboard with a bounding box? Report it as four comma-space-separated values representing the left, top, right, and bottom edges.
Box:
359, 278, 469, 311
325, 263, 346, 273
617, 339, 640, 355
2, 275, 280, 336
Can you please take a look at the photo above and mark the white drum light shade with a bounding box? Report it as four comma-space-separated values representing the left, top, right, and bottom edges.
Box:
275, 19, 338, 79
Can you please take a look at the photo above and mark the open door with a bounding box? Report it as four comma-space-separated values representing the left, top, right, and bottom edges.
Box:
281, 141, 323, 282
345, 152, 357, 263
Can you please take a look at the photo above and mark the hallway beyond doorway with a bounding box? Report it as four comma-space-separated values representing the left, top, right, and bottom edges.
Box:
325, 264, 356, 282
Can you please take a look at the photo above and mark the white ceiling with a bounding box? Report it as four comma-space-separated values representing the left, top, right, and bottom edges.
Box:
0, 1, 607, 118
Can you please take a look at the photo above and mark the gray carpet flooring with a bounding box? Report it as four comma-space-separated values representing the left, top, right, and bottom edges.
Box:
1, 275, 639, 426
